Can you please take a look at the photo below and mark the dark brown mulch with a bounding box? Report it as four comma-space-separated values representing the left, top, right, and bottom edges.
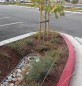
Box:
0, 46, 22, 82
42, 50, 68, 86
41, 36, 68, 86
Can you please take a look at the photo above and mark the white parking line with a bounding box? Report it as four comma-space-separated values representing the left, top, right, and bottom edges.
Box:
0, 17, 10, 20
19, 23, 38, 27
0, 22, 23, 27
65, 13, 75, 16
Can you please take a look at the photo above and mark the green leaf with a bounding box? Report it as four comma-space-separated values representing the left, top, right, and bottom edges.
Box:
55, 13, 58, 19
60, 11, 64, 16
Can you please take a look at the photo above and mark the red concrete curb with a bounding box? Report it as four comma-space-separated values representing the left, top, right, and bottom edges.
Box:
56, 34, 75, 86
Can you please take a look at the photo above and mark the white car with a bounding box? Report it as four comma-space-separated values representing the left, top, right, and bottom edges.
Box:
0, 0, 6, 3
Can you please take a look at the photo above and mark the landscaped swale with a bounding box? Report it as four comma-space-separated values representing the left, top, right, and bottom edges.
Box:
0, 0, 68, 85
0, 32, 68, 86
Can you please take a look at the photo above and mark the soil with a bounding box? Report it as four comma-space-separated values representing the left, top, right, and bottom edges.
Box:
42, 50, 68, 86
0, 32, 68, 86
0, 46, 22, 82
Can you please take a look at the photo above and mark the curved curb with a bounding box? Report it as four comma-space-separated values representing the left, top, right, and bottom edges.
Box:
56, 34, 75, 86
0, 32, 36, 46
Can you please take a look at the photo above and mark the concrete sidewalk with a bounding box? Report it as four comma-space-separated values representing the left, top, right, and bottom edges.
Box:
63, 34, 82, 86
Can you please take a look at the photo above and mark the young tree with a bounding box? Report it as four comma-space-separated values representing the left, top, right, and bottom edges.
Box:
30, 0, 64, 40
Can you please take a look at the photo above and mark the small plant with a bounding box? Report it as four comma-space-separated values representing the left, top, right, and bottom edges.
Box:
7, 38, 34, 56
52, 32, 61, 38
26, 39, 33, 46
25, 55, 53, 85
32, 33, 39, 39
51, 38, 62, 45
7, 42, 27, 56
35, 44, 50, 53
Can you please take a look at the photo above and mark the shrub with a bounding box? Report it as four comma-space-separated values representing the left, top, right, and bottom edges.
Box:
7, 38, 33, 56
32, 33, 44, 40
51, 32, 61, 39
32, 33, 39, 39
35, 44, 50, 52
26, 56, 53, 85
26, 39, 33, 46
46, 49, 66, 60
51, 38, 62, 45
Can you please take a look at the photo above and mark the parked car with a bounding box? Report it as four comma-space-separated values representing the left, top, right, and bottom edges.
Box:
0, 0, 6, 3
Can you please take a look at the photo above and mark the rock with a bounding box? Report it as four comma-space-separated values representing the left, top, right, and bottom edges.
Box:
15, 69, 18, 73
12, 73, 16, 77
1, 84, 4, 86
17, 73, 22, 77
28, 56, 32, 61
15, 81, 19, 85
18, 61, 25, 68
26, 72, 29, 75
3, 81, 8, 86
21, 67, 26, 72
17, 76, 23, 81
36, 57, 40, 62
8, 83, 14, 86
8, 76, 13, 81
12, 78, 17, 82
25, 57, 28, 61
17, 69, 22, 73
6, 79, 9, 82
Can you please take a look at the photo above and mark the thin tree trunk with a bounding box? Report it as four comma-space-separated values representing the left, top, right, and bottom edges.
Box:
45, 0, 48, 35
47, 0, 50, 36
45, 12, 47, 37
38, 0, 43, 41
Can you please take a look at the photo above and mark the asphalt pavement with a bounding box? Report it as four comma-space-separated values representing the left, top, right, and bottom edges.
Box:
0, 5, 82, 41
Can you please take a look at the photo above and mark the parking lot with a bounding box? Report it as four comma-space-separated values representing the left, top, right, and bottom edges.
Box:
0, 5, 39, 41
0, 5, 82, 41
